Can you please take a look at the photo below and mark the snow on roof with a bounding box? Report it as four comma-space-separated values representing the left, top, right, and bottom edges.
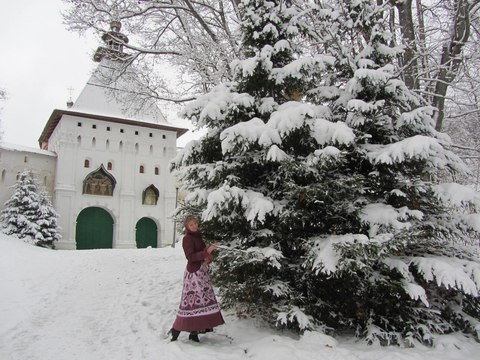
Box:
38, 59, 188, 146
0, 142, 56, 157
72, 60, 169, 124
38, 109, 188, 146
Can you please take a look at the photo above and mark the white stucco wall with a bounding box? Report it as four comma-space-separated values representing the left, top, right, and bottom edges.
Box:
49, 114, 179, 250
0, 144, 57, 208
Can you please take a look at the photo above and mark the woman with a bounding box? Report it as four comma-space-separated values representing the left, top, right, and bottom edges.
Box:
170, 215, 225, 342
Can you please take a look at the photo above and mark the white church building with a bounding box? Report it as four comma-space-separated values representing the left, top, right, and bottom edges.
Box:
0, 21, 187, 250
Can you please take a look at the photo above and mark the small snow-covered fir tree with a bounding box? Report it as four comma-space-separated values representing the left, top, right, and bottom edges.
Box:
1, 169, 60, 248
171, 0, 480, 345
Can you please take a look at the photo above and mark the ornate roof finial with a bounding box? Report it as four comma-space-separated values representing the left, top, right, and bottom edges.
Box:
93, 20, 130, 62
66, 86, 74, 108
110, 20, 121, 32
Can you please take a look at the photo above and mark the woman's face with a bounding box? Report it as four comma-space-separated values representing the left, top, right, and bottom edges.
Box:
186, 219, 199, 232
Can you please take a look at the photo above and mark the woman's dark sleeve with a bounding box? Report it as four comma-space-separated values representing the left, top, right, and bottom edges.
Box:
182, 235, 208, 262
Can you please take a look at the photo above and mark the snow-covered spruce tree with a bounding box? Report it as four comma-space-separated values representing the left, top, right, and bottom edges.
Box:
1, 170, 60, 248
171, 0, 480, 345
172, 0, 325, 328
295, 0, 480, 345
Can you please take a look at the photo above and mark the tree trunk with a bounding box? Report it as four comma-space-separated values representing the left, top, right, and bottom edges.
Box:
433, 0, 471, 131
394, 0, 419, 90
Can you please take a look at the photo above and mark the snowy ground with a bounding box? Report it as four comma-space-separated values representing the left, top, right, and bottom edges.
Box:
1, 233, 478, 360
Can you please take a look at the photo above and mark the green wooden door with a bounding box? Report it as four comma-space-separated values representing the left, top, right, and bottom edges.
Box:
135, 217, 157, 248
76, 207, 113, 250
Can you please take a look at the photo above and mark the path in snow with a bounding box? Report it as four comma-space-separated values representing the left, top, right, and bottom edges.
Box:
1, 235, 478, 360
0, 238, 251, 359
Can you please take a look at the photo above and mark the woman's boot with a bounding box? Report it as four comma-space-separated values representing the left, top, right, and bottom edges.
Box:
170, 328, 180, 341
188, 332, 200, 342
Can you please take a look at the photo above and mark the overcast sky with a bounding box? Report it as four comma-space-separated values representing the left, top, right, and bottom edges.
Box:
0, 0, 196, 149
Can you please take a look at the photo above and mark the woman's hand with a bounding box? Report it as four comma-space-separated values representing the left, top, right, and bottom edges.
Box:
202, 258, 212, 267
207, 243, 218, 254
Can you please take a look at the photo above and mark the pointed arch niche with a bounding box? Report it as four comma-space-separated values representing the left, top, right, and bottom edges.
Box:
82, 164, 116, 196
142, 184, 159, 205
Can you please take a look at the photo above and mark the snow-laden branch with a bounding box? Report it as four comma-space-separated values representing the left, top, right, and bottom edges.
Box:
220, 101, 354, 155
411, 257, 479, 296
308, 234, 372, 275
452, 143, 480, 152
359, 203, 423, 238
433, 183, 480, 208
201, 184, 278, 227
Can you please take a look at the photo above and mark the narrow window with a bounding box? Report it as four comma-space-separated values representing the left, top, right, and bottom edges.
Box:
92, 124, 96, 129
106, 139, 110, 150
155, 167, 159, 175
135, 143, 139, 154
149, 145, 153, 155
135, 131, 139, 135
92, 137, 96, 148
77, 122, 82, 127
24, 156, 28, 163
43, 176, 47, 186
139, 165, 144, 174
77, 135, 81, 145
107, 126, 111, 131
163, 147, 167, 157
84, 159, 90, 168
162, 134, 166, 139
119, 141, 123, 151
149, 133, 153, 138
1, 169, 6, 183
107, 162, 113, 170
16, 173, 20, 181
142, 185, 159, 205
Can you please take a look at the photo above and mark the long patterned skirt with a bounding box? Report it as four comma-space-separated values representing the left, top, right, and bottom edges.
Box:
172, 266, 225, 332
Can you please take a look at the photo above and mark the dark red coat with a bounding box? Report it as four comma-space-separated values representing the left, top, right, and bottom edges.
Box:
182, 230, 212, 273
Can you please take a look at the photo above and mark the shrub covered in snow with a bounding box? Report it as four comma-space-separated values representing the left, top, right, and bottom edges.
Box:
171, 0, 480, 346
0, 169, 60, 248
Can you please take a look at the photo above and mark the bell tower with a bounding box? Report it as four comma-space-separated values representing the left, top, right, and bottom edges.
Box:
93, 20, 130, 62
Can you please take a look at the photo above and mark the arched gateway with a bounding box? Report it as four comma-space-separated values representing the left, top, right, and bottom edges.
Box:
76, 207, 114, 249
135, 217, 157, 248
